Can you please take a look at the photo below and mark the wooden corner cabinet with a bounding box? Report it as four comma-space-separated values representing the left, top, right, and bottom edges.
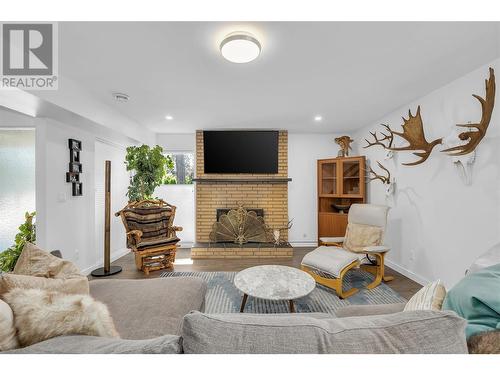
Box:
317, 156, 366, 241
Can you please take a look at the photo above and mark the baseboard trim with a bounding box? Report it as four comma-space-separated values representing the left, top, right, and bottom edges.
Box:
384, 259, 429, 286
81, 248, 129, 276
290, 241, 318, 247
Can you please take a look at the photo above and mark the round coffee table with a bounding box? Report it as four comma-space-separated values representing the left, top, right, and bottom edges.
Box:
234, 265, 316, 313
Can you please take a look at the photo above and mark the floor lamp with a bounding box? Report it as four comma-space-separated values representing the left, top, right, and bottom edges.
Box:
91, 160, 122, 277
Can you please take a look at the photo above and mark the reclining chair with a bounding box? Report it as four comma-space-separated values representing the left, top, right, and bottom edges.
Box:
301, 204, 393, 298
115, 199, 182, 275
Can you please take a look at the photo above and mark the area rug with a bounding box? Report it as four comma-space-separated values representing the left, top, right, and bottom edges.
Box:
160, 270, 406, 315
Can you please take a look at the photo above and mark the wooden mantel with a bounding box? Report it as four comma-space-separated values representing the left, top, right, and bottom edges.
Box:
193, 177, 292, 184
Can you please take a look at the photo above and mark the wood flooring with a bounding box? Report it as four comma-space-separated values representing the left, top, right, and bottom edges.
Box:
91, 247, 422, 300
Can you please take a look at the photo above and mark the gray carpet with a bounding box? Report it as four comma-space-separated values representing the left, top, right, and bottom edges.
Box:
161, 270, 406, 315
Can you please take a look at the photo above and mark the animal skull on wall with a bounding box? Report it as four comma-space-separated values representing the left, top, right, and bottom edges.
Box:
443, 127, 476, 185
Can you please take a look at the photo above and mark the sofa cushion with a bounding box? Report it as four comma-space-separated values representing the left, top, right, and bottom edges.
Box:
90, 277, 207, 339
3, 334, 182, 354
181, 310, 468, 354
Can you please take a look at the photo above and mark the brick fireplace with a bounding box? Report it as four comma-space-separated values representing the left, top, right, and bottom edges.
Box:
192, 130, 291, 258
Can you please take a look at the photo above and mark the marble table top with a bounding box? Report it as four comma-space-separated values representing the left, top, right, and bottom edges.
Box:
234, 265, 316, 301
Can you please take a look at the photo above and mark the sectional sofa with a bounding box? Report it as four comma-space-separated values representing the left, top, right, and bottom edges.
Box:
6, 277, 468, 354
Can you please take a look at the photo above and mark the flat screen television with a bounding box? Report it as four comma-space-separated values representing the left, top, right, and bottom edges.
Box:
203, 130, 279, 174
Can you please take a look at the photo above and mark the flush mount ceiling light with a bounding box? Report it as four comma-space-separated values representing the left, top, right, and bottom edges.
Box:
314, 115, 323, 122
112, 92, 129, 102
220, 32, 261, 63
165, 115, 173, 120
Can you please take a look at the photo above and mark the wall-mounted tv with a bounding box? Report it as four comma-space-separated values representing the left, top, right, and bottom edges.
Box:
203, 130, 279, 174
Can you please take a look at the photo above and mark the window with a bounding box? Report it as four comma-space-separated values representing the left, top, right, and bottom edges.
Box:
163, 152, 194, 184
0, 129, 36, 251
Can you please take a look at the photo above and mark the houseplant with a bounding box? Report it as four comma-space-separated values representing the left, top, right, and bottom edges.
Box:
0, 211, 36, 272
125, 145, 173, 201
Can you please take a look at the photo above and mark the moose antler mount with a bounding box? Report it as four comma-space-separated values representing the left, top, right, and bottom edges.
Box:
442, 67, 496, 156
365, 106, 442, 166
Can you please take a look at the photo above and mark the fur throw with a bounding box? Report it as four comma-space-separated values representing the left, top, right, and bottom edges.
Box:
468, 330, 500, 354
3, 288, 119, 347
0, 298, 19, 351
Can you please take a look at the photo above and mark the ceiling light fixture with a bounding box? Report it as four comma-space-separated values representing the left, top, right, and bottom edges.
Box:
165, 115, 173, 120
314, 115, 323, 122
220, 32, 261, 63
112, 92, 129, 102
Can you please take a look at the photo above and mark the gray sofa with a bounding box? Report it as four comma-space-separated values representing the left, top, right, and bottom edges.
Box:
5, 277, 468, 354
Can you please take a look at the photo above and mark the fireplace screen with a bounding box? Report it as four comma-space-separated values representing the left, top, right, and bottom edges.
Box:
209, 205, 271, 245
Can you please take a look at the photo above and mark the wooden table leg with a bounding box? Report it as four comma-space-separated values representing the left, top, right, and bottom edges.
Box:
289, 300, 295, 313
240, 293, 248, 313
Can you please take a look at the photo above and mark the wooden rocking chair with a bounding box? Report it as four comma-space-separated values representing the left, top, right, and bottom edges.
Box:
115, 199, 183, 275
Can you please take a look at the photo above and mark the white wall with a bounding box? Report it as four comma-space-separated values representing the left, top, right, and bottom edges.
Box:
288, 133, 344, 245
354, 58, 500, 288
155, 133, 196, 245
156, 133, 195, 152
155, 185, 195, 246
10, 115, 136, 273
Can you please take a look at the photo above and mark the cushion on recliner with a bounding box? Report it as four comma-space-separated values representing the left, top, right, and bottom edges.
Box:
301, 246, 360, 278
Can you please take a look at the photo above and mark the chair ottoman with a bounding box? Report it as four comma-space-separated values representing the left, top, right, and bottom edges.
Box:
301, 246, 360, 298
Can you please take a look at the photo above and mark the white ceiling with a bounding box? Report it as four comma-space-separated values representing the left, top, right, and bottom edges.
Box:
58, 22, 500, 134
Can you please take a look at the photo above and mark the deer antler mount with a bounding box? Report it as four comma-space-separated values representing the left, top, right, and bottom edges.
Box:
364, 124, 394, 149
369, 161, 391, 184
442, 67, 496, 156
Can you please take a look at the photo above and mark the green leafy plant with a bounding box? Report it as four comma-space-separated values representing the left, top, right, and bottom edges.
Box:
0, 212, 36, 272
125, 145, 174, 201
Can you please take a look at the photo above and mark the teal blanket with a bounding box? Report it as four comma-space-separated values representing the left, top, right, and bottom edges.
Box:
443, 263, 500, 339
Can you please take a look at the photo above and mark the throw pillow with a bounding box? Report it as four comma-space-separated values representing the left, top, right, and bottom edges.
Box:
0, 242, 89, 296
343, 223, 383, 253
3, 288, 119, 347
0, 273, 89, 296
14, 242, 81, 279
0, 298, 19, 351
404, 280, 446, 311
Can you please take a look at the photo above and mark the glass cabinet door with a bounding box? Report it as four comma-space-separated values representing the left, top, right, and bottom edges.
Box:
319, 161, 337, 195
341, 160, 360, 195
